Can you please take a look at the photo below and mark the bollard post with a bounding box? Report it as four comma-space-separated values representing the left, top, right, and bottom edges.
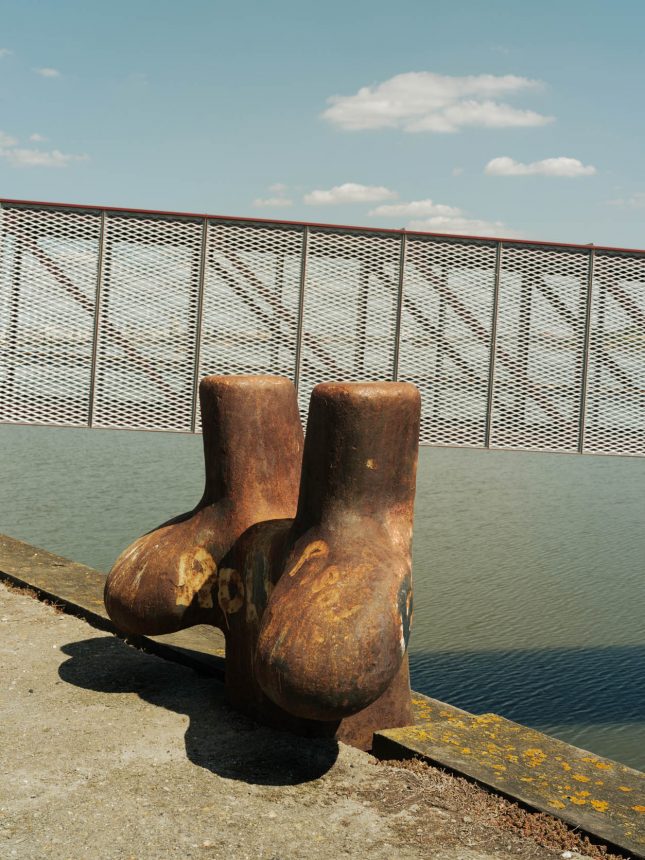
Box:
104, 374, 420, 750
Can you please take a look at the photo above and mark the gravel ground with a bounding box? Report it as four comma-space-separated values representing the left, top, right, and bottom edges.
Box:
0, 582, 621, 860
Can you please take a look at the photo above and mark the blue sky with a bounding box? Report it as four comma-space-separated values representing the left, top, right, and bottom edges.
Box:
0, 0, 644, 246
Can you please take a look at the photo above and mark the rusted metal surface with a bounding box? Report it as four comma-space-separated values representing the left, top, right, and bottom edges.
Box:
104, 374, 420, 749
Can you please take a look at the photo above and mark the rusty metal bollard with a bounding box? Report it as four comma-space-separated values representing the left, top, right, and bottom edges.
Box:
104, 374, 420, 750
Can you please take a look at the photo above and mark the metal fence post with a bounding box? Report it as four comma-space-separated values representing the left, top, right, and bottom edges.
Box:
577, 246, 595, 453
392, 231, 407, 381
484, 241, 503, 448
294, 226, 309, 393
190, 217, 209, 432
87, 209, 107, 428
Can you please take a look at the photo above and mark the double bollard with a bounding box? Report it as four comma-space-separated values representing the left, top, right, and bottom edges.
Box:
104, 375, 420, 750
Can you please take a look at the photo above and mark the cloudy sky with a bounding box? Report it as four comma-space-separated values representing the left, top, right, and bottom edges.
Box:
0, 0, 643, 246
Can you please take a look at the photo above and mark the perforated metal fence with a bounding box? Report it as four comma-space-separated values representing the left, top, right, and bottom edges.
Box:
1, 198, 644, 455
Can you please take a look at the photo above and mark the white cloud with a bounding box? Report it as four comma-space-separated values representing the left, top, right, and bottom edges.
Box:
369, 198, 461, 218
29, 133, 47, 142
607, 192, 645, 209
304, 182, 397, 205
322, 71, 553, 133
485, 156, 596, 177
268, 183, 288, 194
0, 48, 12, 59
368, 190, 520, 238
0, 146, 89, 168
34, 67, 60, 78
452, 167, 464, 176
407, 215, 522, 238
0, 131, 18, 147
252, 196, 293, 209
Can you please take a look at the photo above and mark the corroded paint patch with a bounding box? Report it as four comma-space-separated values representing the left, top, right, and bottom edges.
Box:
177, 548, 217, 607
218, 567, 244, 614
286, 540, 328, 578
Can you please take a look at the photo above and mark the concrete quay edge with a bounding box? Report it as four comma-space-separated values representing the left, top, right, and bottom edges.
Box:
1, 532, 642, 858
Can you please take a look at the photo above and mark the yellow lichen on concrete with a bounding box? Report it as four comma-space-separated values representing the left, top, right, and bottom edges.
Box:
375, 707, 645, 860
522, 748, 547, 767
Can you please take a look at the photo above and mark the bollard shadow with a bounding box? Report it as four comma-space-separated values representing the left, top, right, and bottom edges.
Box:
58, 635, 339, 786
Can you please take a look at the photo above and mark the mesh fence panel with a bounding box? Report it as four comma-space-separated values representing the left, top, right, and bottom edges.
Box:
91, 213, 201, 431
490, 245, 589, 452
397, 237, 497, 446
1, 200, 644, 456
200, 221, 302, 378
0, 205, 100, 425
584, 251, 645, 455
297, 228, 400, 420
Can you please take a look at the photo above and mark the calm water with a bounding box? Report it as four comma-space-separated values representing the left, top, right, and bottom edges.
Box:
1, 424, 643, 770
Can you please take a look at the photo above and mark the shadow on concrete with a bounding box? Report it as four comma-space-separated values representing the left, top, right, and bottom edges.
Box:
411, 643, 645, 726
58, 635, 339, 786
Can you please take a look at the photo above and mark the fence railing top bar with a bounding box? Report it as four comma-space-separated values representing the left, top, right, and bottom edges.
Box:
2, 196, 645, 258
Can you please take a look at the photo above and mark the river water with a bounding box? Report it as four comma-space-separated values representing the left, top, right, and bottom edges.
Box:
1, 423, 643, 771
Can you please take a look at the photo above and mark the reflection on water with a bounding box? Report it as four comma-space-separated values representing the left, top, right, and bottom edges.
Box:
0, 424, 643, 770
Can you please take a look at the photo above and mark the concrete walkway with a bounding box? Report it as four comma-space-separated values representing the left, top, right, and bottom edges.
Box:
0, 583, 605, 860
